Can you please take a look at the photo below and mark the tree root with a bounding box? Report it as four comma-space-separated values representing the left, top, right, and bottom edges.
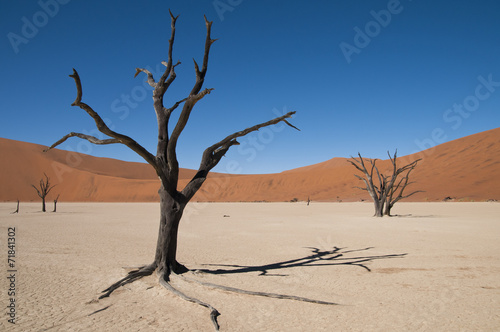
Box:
99, 263, 156, 299
159, 271, 221, 331
98, 263, 338, 331
181, 274, 338, 306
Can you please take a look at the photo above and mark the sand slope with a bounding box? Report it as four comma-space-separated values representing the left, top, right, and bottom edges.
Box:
1, 202, 499, 331
1, 127, 499, 202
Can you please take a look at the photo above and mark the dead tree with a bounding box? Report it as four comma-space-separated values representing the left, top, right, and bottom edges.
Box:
11, 200, 20, 214
53, 194, 60, 212
348, 151, 421, 217
383, 153, 422, 216
31, 174, 56, 212
43, 12, 332, 330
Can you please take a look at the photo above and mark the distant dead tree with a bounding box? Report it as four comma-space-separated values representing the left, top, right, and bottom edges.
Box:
42, 11, 326, 330
53, 194, 60, 212
31, 174, 56, 212
11, 200, 20, 214
348, 151, 422, 217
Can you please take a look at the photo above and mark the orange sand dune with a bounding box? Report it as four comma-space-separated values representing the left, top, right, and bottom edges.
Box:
1, 127, 499, 202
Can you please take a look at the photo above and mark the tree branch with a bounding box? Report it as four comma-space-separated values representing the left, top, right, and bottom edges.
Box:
31, 173, 56, 199
349, 154, 381, 202
208, 111, 297, 157
354, 186, 368, 191
389, 161, 423, 205
159, 10, 179, 85
164, 16, 217, 186
44, 69, 158, 171
347, 158, 366, 174
190, 15, 217, 96
44, 173, 56, 196
181, 111, 298, 200
31, 185, 42, 198
43, 132, 121, 152
134, 68, 156, 87
165, 97, 188, 117
163, 61, 181, 93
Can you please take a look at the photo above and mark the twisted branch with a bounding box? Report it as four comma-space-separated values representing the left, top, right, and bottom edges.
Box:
134, 68, 156, 87
165, 16, 217, 185
31, 173, 56, 198
182, 111, 298, 200
43, 133, 120, 152
45, 69, 158, 170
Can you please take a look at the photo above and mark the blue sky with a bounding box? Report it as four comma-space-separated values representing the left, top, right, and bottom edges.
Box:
1, 0, 499, 174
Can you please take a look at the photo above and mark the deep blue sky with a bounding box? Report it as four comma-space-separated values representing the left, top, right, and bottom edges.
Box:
1, 0, 499, 174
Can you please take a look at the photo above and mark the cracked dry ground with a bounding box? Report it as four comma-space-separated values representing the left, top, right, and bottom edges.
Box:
1, 202, 499, 331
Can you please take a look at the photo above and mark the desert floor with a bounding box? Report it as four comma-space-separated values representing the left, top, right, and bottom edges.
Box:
0, 202, 499, 331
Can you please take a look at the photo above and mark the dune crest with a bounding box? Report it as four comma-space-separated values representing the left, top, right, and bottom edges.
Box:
1, 127, 499, 202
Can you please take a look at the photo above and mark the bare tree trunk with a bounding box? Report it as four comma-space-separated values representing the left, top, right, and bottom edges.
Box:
42, 197, 46, 212
373, 199, 384, 217
154, 186, 188, 277
384, 203, 391, 216
12, 200, 19, 214
384, 192, 397, 216
53, 194, 60, 212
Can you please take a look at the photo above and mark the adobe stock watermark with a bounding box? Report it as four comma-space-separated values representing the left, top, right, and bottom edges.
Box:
7, 0, 71, 54
413, 74, 499, 154
212, 0, 243, 21
339, 0, 410, 64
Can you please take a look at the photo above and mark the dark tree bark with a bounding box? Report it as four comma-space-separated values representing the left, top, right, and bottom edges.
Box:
42, 11, 324, 330
11, 200, 19, 214
349, 151, 422, 217
348, 154, 386, 217
31, 173, 56, 212
53, 194, 60, 212
383, 152, 422, 216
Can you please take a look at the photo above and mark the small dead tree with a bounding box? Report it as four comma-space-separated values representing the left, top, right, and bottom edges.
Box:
348, 151, 421, 217
11, 200, 20, 214
31, 174, 56, 212
43, 12, 332, 330
53, 194, 60, 212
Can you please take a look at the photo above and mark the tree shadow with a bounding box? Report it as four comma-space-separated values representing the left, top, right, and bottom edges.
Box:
197, 246, 407, 276
391, 214, 437, 218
